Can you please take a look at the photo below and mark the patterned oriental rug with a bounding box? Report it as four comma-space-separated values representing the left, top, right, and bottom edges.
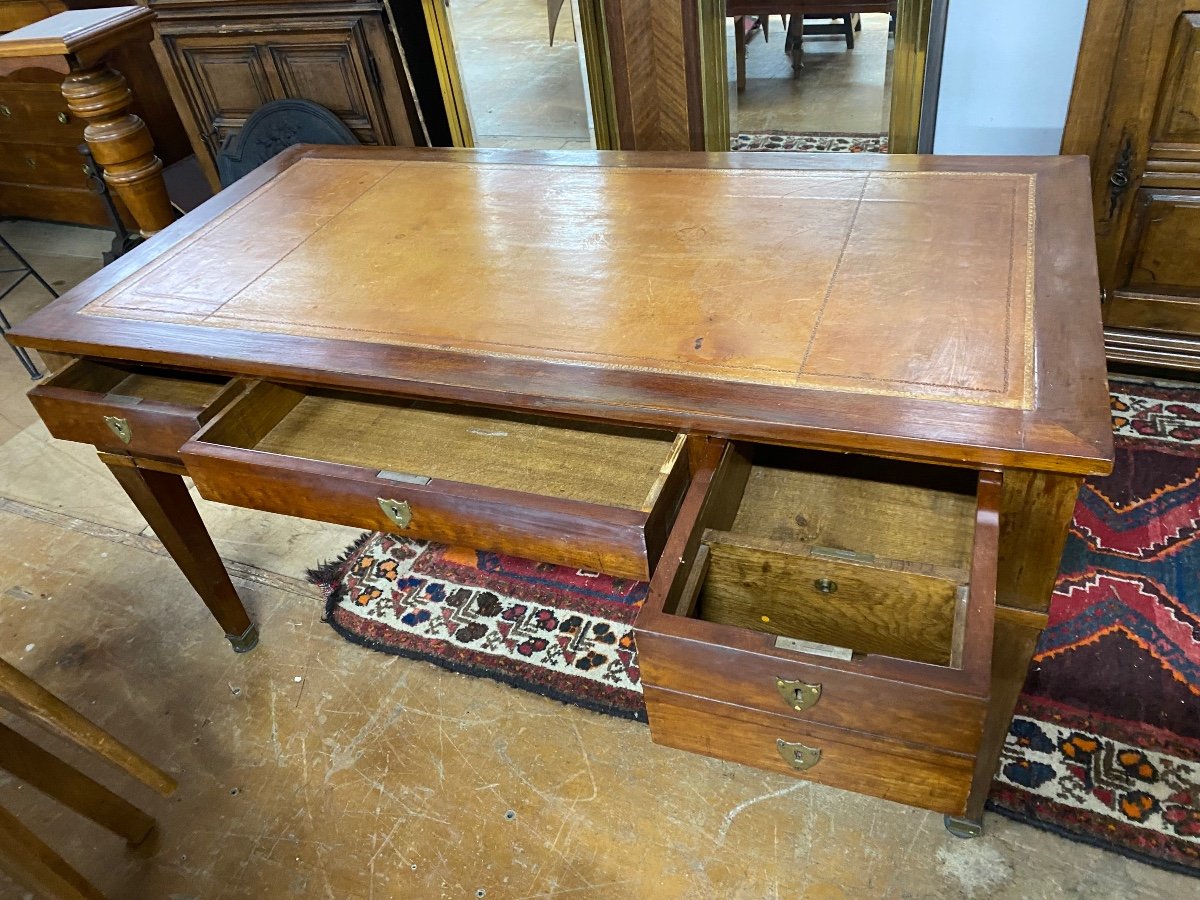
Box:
308, 378, 1200, 875
733, 131, 888, 153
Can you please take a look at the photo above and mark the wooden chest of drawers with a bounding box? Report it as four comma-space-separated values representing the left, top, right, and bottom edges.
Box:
7, 146, 1113, 835
0, 2, 190, 227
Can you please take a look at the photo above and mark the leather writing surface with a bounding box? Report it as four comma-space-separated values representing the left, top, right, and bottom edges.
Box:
82, 157, 1035, 409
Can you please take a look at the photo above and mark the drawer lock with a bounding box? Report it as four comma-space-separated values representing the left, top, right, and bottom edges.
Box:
775, 677, 822, 712
378, 498, 412, 529
103, 416, 132, 444
776, 739, 821, 771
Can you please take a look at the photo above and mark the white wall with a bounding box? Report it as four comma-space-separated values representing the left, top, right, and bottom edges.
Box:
932, 0, 1089, 155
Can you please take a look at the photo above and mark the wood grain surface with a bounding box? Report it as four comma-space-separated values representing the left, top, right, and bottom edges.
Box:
78, 157, 1036, 409
7, 147, 1113, 476
643, 685, 975, 815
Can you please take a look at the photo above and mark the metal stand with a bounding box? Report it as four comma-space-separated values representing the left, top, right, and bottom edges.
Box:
78, 143, 142, 264
0, 233, 58, 380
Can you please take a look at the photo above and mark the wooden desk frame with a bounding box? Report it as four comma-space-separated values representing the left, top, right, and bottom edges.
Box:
7, 146, 1113, 836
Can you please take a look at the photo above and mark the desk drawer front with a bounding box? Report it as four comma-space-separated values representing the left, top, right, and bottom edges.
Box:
0, 86, 81, 146
644, 686, 974, 816
181, 382, 691, 580
28, 359, 241, 459
636, 443, 999, 756
636, 631, 987, 754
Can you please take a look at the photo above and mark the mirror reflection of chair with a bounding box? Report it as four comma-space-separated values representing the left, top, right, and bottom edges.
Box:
730, 2, 897, 90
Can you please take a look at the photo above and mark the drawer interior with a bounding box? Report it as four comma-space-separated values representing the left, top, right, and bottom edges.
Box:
203, 384, 686, 510
676, 445, 981, 667
50, 359, 231, 409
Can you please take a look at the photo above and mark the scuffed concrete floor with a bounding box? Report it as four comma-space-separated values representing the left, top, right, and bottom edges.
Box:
0, 221, 1195, 898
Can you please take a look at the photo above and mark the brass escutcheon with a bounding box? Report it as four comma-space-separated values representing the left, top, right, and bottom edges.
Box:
377, 498, 412, 529
776, 739, 821, 771
103, 415, 131, 444
775, 677, 822, 712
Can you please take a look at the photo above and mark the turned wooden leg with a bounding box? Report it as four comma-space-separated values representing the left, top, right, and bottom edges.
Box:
0, 723, 158, 847
61, 62, 174, 237
0, 806, 104, 900
105, 463, 258, 652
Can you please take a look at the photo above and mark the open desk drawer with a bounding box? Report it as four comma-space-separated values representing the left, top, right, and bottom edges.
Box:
636, 442, 1000, 768
28, 358, 242, 459
180, 382, 691, 580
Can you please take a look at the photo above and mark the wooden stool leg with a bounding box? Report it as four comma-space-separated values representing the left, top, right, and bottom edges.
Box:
0, 724, 157, 847
105, 463, 259, 652
0, 807, 105, 900
60, 62, 174, 238
0, 659, 175, 797
735, 17, 747, 92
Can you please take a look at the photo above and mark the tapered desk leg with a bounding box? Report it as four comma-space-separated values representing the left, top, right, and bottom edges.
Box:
61, 62, 174, 238
105, 463, 258, 652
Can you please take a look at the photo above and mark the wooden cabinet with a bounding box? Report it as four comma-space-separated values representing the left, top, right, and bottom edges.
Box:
148, 0, 421, 189
1064, 1, 1200, 369
0, 1, 190, 228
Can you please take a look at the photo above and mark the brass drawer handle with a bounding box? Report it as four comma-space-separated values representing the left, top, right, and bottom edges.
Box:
57, 111, 70, 125
813, 577, 837, 593
103, 416, 132, 444
0, 105, 10, 118
378, 497, 412, 529
775, 677, 821, 712
776, 739, 821, 771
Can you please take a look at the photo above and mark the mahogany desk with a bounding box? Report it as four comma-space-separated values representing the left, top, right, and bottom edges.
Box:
6, 146, 1113, 837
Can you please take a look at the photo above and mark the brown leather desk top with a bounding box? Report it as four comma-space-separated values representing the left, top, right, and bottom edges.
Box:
9, 146, 1113, 475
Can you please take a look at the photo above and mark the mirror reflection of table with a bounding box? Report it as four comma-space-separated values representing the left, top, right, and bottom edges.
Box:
727, 2, 897, 88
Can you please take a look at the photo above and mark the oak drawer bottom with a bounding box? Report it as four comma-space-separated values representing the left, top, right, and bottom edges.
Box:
643, 686, 974, 816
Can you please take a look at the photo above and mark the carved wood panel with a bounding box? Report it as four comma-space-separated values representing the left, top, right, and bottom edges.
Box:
1151, 13, 1200, 149
267, 29, 385, 143
1063, 0, 1200, 367
1107, 188, 1200, 333
171, 42, 273, 150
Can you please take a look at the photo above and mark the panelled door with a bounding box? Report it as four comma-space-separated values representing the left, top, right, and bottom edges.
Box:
1064, 0, 1200, 368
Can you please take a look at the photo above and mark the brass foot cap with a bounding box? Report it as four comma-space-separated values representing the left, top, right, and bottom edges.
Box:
943, 814, 983, 839
226, 625, 259, 653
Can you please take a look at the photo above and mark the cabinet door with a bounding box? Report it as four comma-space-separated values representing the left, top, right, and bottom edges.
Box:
1064, 3, 1200, 363
159, 14, 413, 164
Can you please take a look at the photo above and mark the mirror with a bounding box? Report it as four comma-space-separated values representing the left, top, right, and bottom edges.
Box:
422, 0, 598, 150
716, 0, 936, 153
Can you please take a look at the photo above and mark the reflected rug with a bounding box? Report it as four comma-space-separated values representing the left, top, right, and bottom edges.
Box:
308, 377, 1200, 874
733, 131, 888, 152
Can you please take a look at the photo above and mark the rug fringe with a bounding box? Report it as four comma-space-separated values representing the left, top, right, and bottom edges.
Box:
306, 531, 375, 587
985, 800, 1199, 878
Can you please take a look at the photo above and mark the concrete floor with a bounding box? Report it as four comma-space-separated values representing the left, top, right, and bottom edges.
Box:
0, 224, 1196, 898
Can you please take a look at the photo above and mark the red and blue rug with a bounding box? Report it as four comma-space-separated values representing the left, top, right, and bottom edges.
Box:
309, 377, 1200, 875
